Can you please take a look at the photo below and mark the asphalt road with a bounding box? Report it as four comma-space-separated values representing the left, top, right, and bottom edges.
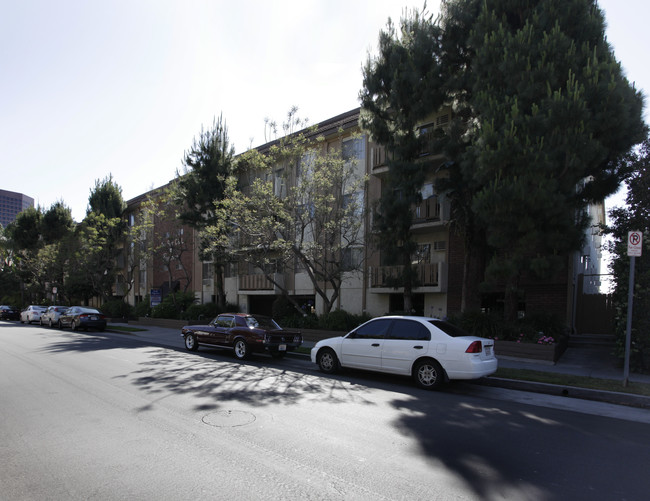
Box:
1, 321, 649, 500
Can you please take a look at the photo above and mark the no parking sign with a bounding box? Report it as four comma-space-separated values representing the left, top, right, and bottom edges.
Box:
628, 231, 643, 257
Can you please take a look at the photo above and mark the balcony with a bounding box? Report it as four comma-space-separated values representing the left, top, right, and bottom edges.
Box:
370, 262, 447, 293
411, 197, 449, 230
238, 273, 285, 294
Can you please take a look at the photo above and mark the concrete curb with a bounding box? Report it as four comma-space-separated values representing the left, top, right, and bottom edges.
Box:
475, 377, 650, 409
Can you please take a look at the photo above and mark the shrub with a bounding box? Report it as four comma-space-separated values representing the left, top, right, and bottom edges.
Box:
447, 311, 567, 343
151, 291, 197, 319
319, 310, 372, 332
134, 295, 151, 318
101, 299, 134, 318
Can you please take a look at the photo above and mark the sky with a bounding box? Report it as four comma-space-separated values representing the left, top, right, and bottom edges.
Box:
2, 0, 649, 226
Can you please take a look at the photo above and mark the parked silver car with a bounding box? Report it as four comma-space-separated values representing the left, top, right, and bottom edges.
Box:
40, 306, 69, 327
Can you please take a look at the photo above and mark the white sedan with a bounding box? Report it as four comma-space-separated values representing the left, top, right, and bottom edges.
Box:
311, 315, 498, 390
20, 305, 47, 324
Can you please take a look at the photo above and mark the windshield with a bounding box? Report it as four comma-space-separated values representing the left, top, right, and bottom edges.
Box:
245, 315, 280, 330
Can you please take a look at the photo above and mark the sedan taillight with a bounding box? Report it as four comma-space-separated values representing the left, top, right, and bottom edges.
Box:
465, 341, 483, 353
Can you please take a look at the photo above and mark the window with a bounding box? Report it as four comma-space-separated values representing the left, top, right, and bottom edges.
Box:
352, 319, 392, 339
297, 151, 315, 180
216, 315, 234, 328
413, 244, 431, 265
343, 191, 364, 218
430, 320, 471, 338
341, 248, 363, 271
389, 320, 430, 341
342, 136, 365, 167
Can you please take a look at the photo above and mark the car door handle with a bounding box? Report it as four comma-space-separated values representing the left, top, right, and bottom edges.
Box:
371, 343, 380, 347
413, 346, 423, 350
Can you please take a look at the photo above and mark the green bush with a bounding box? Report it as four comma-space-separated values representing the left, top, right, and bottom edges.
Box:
151, 291, 197, 319
134, 295, 151, 318
447, 311, 567, 343
182, 302, 239, 321
319, 310, 371, 332
278, 313, 320, 329
101, 299, 134, 318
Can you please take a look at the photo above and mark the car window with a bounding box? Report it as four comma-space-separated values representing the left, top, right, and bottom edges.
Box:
246, 315, 279, 329
388, 319, 430, 341
429, 320, 471, 338
352, 319, 392, 339
216, 315, 234, 328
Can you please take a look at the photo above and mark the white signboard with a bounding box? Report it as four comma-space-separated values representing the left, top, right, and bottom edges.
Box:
628, 231, 643, 257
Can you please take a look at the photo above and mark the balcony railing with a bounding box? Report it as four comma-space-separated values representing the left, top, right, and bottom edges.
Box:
370, 263, 445, 289
413, 197, 441, 222
238, 273, 284, 291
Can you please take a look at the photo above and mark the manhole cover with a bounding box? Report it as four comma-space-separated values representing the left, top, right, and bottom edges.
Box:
202, 410, 256, 427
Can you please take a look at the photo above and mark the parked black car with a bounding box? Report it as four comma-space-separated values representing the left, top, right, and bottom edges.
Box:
0, 305, 20, 321
181, 313, 302, 359
58, 306, 107, 331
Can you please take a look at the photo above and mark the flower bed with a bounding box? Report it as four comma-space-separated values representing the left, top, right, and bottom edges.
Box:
495, 337, 568, 363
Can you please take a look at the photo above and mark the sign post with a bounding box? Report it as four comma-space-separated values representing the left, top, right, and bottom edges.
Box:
623, 231, 643, 387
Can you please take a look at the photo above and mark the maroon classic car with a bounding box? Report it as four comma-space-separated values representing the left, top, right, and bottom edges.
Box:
181, 313, 303, 360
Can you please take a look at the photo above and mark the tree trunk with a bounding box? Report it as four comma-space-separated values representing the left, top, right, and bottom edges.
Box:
503, 276, 520, 322
461, 239, 485, 313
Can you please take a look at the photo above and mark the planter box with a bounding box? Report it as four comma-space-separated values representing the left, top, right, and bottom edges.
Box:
495, 338, 567, 364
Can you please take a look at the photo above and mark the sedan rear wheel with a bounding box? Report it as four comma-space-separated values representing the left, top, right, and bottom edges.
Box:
233, 339, 249, 360
317, 348, 339, 374
413, 359, 444, 390
184, 333, 198, 351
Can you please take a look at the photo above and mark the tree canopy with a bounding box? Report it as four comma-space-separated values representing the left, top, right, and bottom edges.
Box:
361, 0, 646, 319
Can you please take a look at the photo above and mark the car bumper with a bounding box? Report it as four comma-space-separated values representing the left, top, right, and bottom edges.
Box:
444, 357, 498, 380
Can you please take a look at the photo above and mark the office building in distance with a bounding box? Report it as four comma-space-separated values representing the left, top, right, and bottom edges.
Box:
0, 189, 34, 228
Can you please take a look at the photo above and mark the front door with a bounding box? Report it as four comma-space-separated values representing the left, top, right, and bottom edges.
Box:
340, 318, 392, 370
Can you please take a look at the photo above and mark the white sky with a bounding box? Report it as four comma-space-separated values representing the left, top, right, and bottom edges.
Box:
1, 0, 648, 223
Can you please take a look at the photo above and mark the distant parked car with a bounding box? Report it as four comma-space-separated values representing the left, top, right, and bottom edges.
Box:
181, 313, 303, 359
0, 305, 20, 321
58, 306, 107, 331
20, 305, 47, 324
40, 306, 69, 327
311, 315, 498, 390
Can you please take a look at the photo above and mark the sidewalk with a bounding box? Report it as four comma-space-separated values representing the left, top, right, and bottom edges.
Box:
108, 323, 650, 409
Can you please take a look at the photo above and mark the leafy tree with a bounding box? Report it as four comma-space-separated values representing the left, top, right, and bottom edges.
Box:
69, 176, 126, 303
206, 109, 367, 314
176, 115, 234, 306
604, 137, 650, 371
87, 174, 126, 219
361, 0, 645, 320
465, 0, 645, 320
360, 7, 445, 312
41, 201, 73, 245
6, 206, 42, 252
135, 184, 193, 310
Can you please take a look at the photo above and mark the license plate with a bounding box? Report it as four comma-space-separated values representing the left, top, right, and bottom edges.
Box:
90, 316, 97, 320
485, 346, 492, 356
279, 344, 286, 351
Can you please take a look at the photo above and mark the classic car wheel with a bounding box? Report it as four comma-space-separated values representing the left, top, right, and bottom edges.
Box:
317, 348, 339, 374
184, 333, 198, 351
413, 358, 444, 390
233, 339, 249, 360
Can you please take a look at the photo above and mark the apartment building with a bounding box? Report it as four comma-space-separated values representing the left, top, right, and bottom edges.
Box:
122, 107, 591, 325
